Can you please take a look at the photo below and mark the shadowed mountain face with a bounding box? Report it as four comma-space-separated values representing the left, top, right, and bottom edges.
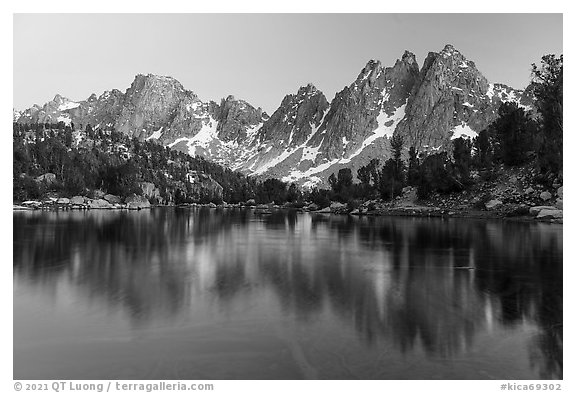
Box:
15, 45, 533, 187
14, 209, 561, 379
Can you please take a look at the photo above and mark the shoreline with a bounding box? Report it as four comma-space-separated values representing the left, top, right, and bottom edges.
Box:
12, 201, 562, 224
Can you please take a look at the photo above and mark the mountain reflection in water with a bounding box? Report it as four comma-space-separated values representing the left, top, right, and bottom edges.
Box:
13, 208, 562, 380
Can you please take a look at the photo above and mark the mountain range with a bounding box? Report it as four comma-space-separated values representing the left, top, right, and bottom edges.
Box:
14, 44, 534, 187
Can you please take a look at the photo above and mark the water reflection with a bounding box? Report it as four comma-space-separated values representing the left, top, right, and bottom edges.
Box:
13, 209, 562, 379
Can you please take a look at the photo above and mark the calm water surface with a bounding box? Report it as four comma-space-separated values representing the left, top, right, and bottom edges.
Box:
13, 208, 562, 379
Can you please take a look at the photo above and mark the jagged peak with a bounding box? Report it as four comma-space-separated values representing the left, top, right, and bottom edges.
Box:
221, 95, 255, 108
361, 59, 382, 74
135, 73, 177, 81
131, 73, 184, 90
352, 59, 384, 86
99, 90, 112, 100
52, 94, 69, 103
441, 44, 458, 54
297, 83, 320, 96
438, 44, 468, 62
401, 50, 417, 65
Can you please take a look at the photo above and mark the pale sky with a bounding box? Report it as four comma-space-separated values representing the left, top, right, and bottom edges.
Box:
13, 14, 562, 113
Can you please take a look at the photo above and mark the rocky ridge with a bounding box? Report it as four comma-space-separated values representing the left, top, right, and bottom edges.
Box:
15, 45, 534, 187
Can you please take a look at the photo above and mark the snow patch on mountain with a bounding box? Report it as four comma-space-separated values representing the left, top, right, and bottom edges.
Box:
250, 106, 330, 175
146, 127, 164, 140
450, 122, 477, 140
282, 157, 341, 183
168, 117, 220, 156
57, 115, 72, 126
340, 103, 406, 164
58, 101, 80, 111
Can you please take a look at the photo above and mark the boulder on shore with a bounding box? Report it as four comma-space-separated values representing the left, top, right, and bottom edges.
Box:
485, 199, 503, 210
555, 199, 563, 210
540, 191, 552, 201
22, 200, 42, 208
88, 198, 113, 209
103, 194, 121, 204
529, 205, 557, 216
70, 196, 85, 205
330, 202, 348, 214
536, 209, 563, 219
306, 203, 319, 211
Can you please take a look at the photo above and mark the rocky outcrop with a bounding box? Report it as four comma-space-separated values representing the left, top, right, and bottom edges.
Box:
138, 182, 160, 200
125, 194, 151, 209
265, 52, 420, 186
396, 44, 532, 152
212, 95, 266, 143
243, 84, 329, 175
310, 52, 419, 161
187, 172, 224, 201
115, 74, 190, 139
35, 173, 57, 185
